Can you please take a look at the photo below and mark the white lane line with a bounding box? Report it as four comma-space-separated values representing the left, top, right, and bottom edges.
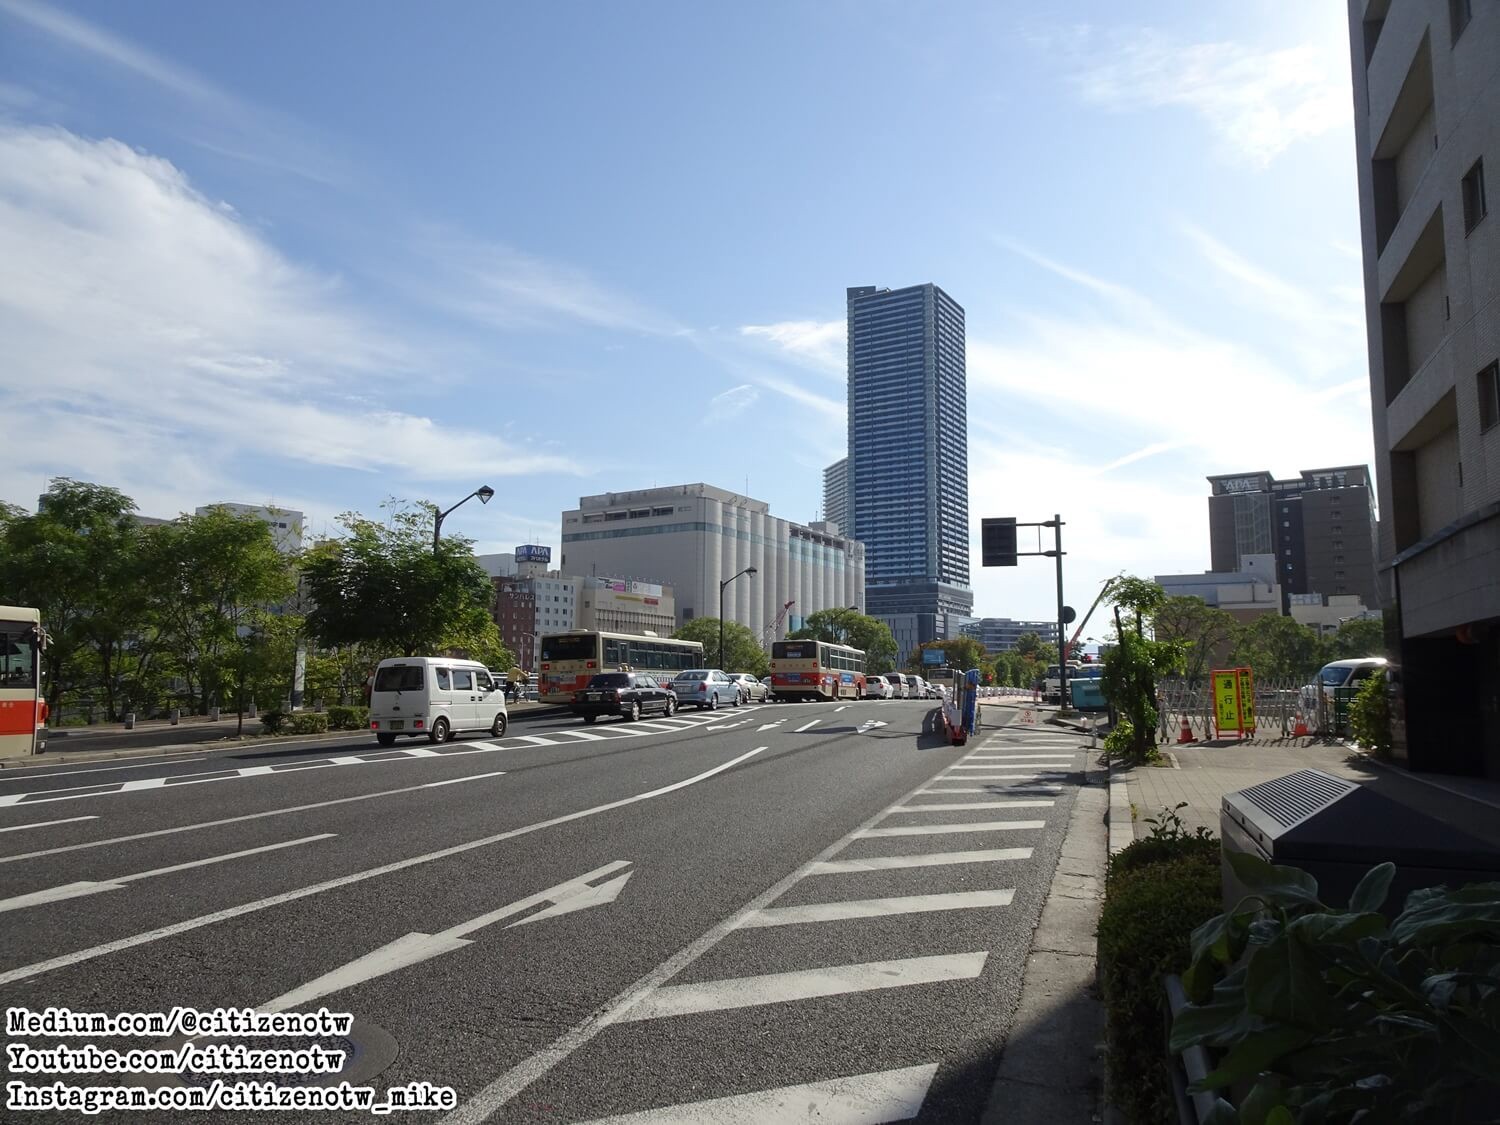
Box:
940, 772, 1071, 781
0, 758, 211, 782
572, 1064, 939, 1125
947, 762, 1072, 770
834, 706, 847, 712
551, 731, 607, 742
891, 801, 1054, 812
793, 720, 820, 732
616, 952, 989, 1022
0, 816, 98, 834
0, 772, 508, 867
859, 820, 1046, 837
806, 848, 1033, 875
0, 834, 334, 914
924, 787, 1063, 795
743, 890, 1014, 928
510, 735, 560, 746
400, 746, 445, 757
0, 749, 766, 986
326, 756, 370, 766
756, 721, 784, 731
966, 754, 1074, 761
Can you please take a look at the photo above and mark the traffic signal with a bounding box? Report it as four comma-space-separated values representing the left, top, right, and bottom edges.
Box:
981, 517, 1018, 566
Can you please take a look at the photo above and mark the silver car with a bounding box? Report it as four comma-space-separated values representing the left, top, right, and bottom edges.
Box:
670, 669, 740, 710
728, 673, 769, 703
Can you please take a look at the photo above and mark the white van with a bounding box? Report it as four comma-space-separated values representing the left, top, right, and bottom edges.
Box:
368, 657, 508, 746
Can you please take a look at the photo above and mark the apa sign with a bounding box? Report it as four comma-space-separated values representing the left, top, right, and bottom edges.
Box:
516, 545, 551, 564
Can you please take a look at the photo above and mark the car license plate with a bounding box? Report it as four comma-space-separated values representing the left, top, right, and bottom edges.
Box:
388, 720, 403, 730
587, 692, 601, 701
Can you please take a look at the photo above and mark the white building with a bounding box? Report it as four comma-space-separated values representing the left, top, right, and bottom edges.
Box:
1289, 594, 1381, 638
560, 483, 866, 642
194, 503, 304, 555
1156, 554, 1283, 623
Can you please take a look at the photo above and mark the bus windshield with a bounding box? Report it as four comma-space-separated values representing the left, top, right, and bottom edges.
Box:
771, 642, 814, 660
541, 634, 597, 662
0, 621, 37, 689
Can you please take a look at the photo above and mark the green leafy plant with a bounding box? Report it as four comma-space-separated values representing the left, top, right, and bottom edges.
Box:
282, 712, 329, 735
1109, 804, 1220, 881
325, 705, 369, 731
1100, 841, 1224, 1124
1172, 853, 1500, 1122
1347, 669, 1392, 759
258, 710, 285, 734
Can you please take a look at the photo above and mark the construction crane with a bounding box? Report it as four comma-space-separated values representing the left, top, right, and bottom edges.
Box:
1062, 574, 1124, 661
761, 599, 796, 649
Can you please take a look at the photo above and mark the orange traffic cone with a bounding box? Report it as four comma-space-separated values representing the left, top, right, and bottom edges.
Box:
1293, 711, 1309, 738
1177, 716, 1197, 744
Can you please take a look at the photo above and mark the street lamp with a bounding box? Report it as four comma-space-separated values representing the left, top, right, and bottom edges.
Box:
433, 485, 495, 552
718, 566, 758, 670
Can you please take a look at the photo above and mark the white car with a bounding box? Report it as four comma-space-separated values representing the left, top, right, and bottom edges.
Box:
728, 672, 769, 703
369, 657, 508, 746
863, 676, 893, 699
882, 672, 908, 699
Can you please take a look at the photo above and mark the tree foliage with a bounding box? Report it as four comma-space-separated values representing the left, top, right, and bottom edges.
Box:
1325, 615, 1384, 661
1101, 575, 1185, 761
788, 608, 898, 674
1152, 596, 1238, 682
671, 617, 767, 677
906, 636, 986, 672
1230, 613, 1325, 681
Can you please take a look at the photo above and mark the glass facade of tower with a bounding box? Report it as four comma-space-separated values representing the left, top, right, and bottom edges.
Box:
846, 283, 972, 656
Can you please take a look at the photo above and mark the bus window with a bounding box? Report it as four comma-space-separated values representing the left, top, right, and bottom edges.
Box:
0, 624, 37, 689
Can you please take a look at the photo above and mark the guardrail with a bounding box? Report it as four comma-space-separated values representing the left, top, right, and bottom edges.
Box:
1155, 677, 1336, 742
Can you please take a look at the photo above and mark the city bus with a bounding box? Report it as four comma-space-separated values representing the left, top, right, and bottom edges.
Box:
538, 631, 705, 703
0, 606, 48, 758
770, 639, 866, 701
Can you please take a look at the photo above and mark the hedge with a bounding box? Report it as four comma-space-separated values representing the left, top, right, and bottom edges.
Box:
1098, 838, 1223, 1125
326, 705, 369, 731
258, 710, 329, 735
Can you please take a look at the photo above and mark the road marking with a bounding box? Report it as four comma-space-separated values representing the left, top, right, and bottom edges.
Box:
0, 834, 334, 914
793, 720, 820, 732
510, 734, 559, 746
940, 772, 1071, 781
756, 721, 784, 731
0, 816, 98, 834
921, 786, 1062, 795
423, 771, 507, 788
0, 758, 211, 782
806, 848, 1033, 874
891, 800, 1054, 812
857, 719, 889, 732
616, 952, 989, 1022
966, 754, 1074, 761
743, 890, 1014, 928
260, 862, 632, 1013
572, 1064, 939, 1125
834, 705, 847, 712
0, 749, 765, 986
552, 730, 607, 741
859, 820, 1046, 837
947, 762, 1072, 770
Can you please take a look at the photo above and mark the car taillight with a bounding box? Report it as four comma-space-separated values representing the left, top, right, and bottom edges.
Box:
414, 718, 424, 728
574, 692, 585, 702
586, 661, 596, 669
698, 683, 707, 692
370, 721, 378, 729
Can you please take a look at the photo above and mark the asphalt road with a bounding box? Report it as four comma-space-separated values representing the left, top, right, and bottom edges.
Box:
0, 697, 1091, 1124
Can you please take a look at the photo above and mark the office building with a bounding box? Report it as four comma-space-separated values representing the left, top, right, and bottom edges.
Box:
494, 572, 577, 673
846, 283, 973, 660
559, 483, 865, 641
961, 618, 1059, 654
1347, 0, 1500, 777
822, 457, 849, 534
1156, 555, 1283, 624
1206, 468, 1379, 611
1289, 593, 1381, 638
193, 503, 305, 555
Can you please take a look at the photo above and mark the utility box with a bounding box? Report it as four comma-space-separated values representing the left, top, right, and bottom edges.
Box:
1221, 769, 1500, 914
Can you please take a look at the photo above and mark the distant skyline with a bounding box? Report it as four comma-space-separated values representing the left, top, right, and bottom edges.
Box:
0, 1, 1373, 620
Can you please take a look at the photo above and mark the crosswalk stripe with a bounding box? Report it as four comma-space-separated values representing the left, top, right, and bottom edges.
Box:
890, 800, 1054, 811
965, 754, 1074, 760
511, 735, 559, 746
744, 890, 1014, 928
947, 762, 1071, 770
940, 772, 1071, 781
806, 848, 1033, 874
858, 820, 1045, 838
921, 786, 1062, 795
572, 1063, 939, 1125
617, 952, 988, 1022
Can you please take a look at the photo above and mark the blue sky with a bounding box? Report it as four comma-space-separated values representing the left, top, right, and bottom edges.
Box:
0, 0, 1373, 622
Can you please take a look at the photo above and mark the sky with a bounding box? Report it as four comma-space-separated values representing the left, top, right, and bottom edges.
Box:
0, 0, 1375, 625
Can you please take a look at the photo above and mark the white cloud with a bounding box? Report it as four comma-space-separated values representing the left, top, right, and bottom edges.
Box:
1069, 30, 1349, 166
739, 319, 846, 377
0, 123, 583, 516
707, 383, 760, 422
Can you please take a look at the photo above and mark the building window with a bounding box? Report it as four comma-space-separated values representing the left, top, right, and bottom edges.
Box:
1463, 159, 1488, 233
1480, 361, 1500, 432
1450, 0, 1472, 43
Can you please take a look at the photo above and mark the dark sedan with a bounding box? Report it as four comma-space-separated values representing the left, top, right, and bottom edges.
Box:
571, 672, 678, 723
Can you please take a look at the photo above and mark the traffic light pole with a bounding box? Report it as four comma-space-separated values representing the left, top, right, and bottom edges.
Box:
981, 513, 1070, 714
1049, 515, 1068, 716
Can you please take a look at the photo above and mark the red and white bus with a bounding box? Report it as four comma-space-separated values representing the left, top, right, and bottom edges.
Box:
538, 631, 705, 703
0, 606, 48, 758
770, 639, 866, 701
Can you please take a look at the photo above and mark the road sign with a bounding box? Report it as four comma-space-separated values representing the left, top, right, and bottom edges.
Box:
922, 648, 944, 666
981, 518, 1018, 566
1211, 667, 1253, 739
1062, 605, 1076, 624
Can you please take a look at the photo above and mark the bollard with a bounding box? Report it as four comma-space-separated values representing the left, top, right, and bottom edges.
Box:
1090, 718, 1098, 749
209, 706, 220, 722
124, 712, 135, 730
248, 701, 257, 719
170, 709, 180, 725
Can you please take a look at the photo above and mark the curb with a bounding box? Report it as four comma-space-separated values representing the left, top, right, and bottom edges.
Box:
1107, 760, 1133, 856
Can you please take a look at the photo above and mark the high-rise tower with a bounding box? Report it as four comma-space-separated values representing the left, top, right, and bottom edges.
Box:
846, 283, 972, 660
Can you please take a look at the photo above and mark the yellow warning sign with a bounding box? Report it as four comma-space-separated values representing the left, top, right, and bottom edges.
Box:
1211, 667, 1253, 738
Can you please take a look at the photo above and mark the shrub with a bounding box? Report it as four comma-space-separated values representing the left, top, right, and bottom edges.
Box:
326, 705, 369, 731
1347, 668, 1392, 758
259, 710, 285, 734
1109, 803, 1220, 880
1173, 855, 1500, 1123
283, 712, 329, 735
1100, 828, 1224, 1124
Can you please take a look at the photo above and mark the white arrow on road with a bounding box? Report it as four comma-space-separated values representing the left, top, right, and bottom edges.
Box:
857, 720, 889, 733
756, 720, 785, 731
261, 861, 633, 1013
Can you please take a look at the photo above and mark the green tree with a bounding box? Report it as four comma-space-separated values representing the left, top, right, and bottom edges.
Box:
1151, 596, 1237, 683
906, 637, 986, 672
148, 506, 296, 720
0, 480, 153, 719
1099, 575, 1184, 762
788, 608, 898, 674
1230, 614, 1325, 682
1326, 616, 1384, 661
671, 617, 767, 676
1014, 631, 1056, 664
300, 503, 505, 662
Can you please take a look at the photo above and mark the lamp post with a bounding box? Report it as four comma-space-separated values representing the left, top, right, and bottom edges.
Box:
718, 566, 758, 669
433, 485, 495, 552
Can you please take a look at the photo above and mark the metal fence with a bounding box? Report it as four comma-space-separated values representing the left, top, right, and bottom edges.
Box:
1155, 676, 1338, 743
